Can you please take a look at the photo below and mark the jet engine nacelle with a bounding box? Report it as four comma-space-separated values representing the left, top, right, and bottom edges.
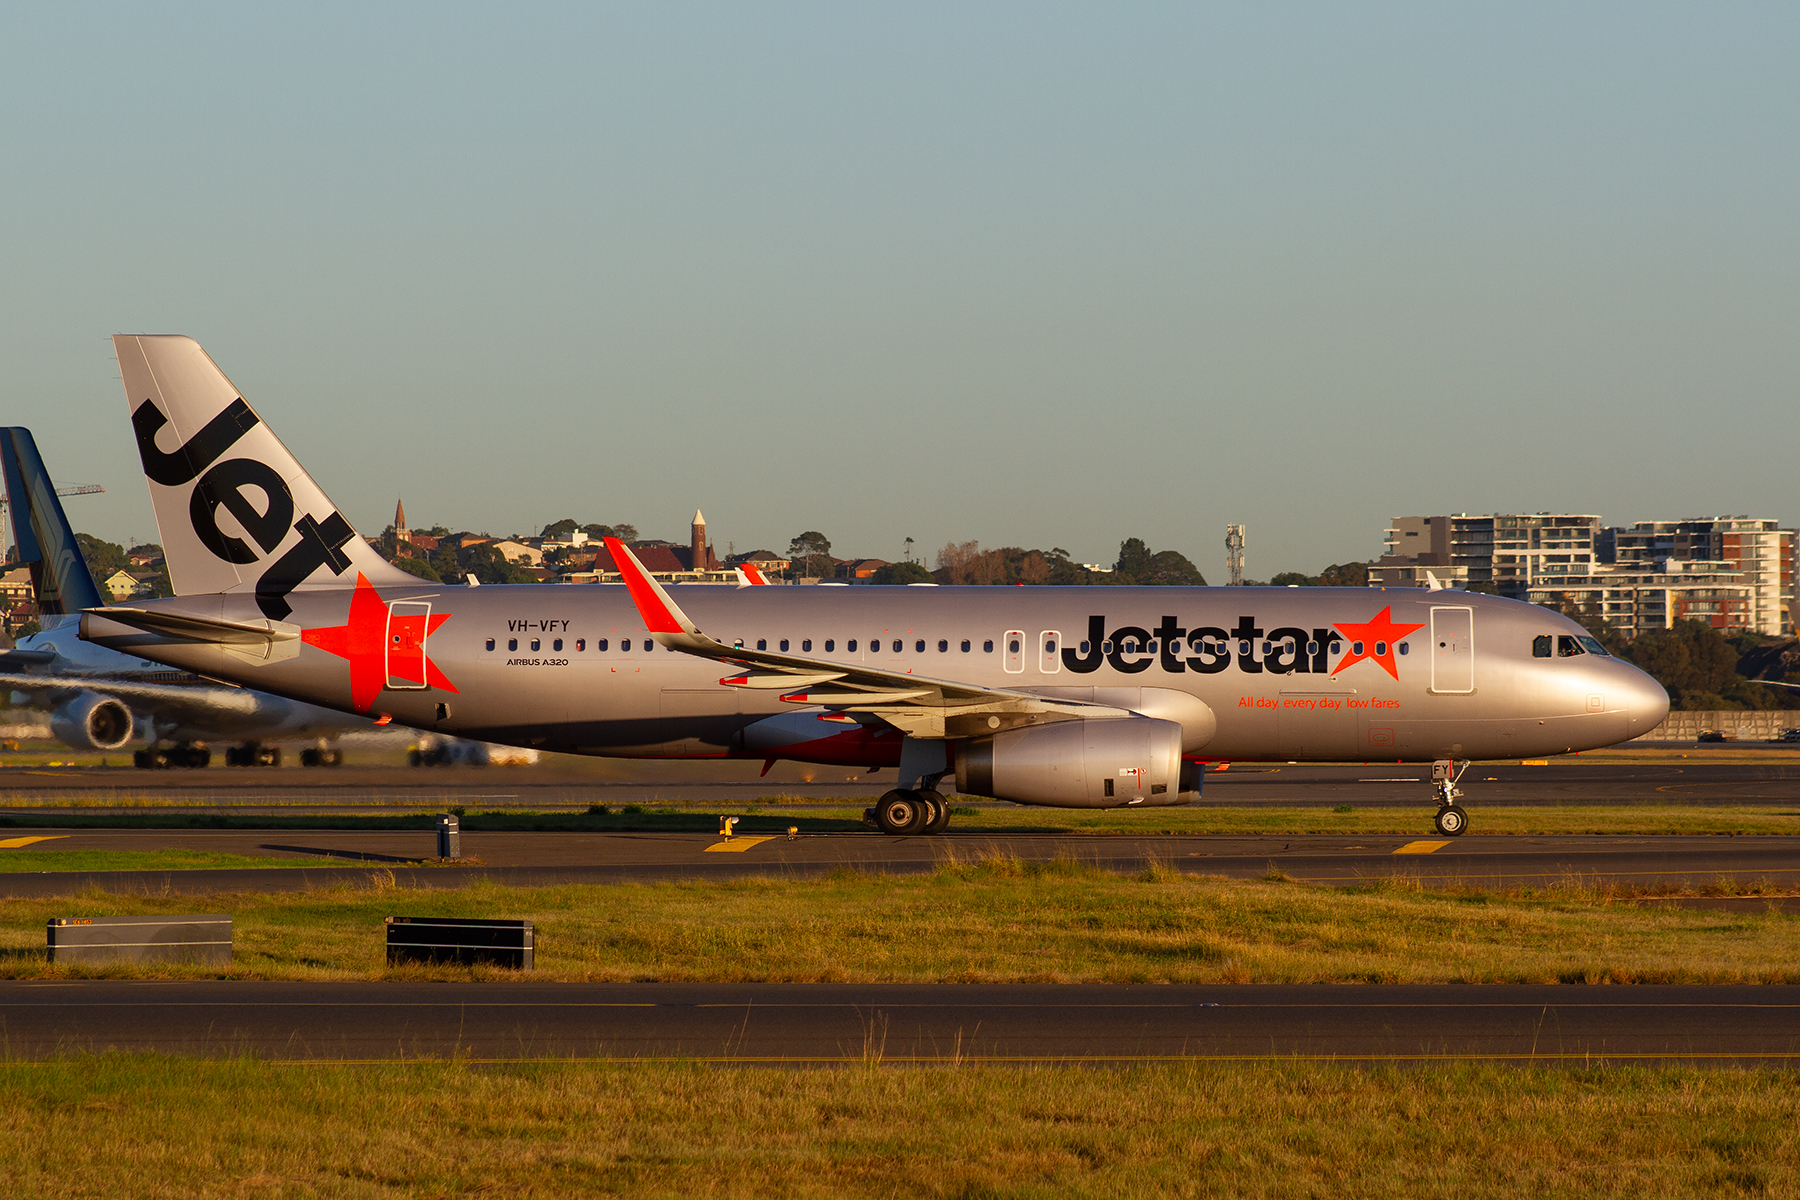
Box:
50, 691, 136, 751
955, 716, 1195, 808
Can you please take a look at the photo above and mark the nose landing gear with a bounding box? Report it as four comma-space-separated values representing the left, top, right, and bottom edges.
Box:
1432, 759, 1468, 836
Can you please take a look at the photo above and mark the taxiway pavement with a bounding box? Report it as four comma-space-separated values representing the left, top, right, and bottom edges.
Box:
2, 753, 1798, 812
0, 981, 1792, 1064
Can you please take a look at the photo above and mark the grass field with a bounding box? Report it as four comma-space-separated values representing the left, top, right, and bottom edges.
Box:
0, 862, 1793, 984
0, 849, 329, 873
0, 1057, 1792, 1198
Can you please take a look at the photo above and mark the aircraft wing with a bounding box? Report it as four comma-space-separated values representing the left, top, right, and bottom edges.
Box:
604, 538, 1131, 738
0, 670, 260, 713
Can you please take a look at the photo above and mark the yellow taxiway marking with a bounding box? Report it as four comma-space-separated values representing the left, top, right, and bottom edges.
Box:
1521, 759, 1549, 765
1393, 840, 1452, 855
704, 835, 776, 853
0, 836, 68, 849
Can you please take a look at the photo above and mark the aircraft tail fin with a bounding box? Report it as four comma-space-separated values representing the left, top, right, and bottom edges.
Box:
0, 428, 106, 616
112, 336, 414, 617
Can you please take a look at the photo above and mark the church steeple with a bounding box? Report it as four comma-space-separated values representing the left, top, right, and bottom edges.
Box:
386, 497, 409, 559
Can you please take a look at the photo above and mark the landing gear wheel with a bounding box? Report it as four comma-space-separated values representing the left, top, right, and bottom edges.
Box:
874, 789, 930, 836
921, 793, 951, 834
1434, 805, 1467, 837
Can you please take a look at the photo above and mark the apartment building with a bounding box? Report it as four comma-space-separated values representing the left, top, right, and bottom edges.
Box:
1372, 513, 1794, 637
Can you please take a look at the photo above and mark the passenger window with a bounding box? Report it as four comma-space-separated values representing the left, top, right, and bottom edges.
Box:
892, 640, 902, 653
983, 640, 994, 653
802, 639, 812, 652
1260, 641, 1270, 655
1146, 640, 1157, 653
1533, 635, 1552, 658
1375, 641, 1386, 656
780, 639, 789, 652
961, 640, 970, 652
1397, 642, 1408, 656
1008, 638, 1021, 654
1102, 641, 1114, 654
597, 639, 608, 651
553, 639, 563, 652
938, 639, 948, 652
848, 640, 857, 652
825, 639, 835, 652
1557, 635, 1584, 657
531, 639, 541, 652
1080, 641, 1090, 654
1329, 640, 1342, 655
1352, 641, 1364, 655
915, 640, 925, 653
622, 639, 631, 652
1306, 641, 1318, 655
485, 638, 495, 651
1239, 640, 1252, 655
1045, 639, 1056, 655
508, 639, 518, 652
757, 639, 767, 651
576, 639, 585, 651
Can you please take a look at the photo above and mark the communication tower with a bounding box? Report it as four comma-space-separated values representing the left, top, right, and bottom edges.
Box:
1225, 524, 1245, 586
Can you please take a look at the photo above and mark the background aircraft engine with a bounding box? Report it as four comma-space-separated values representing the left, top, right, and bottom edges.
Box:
50, 691, 135, 751
955, 717, 1191, 808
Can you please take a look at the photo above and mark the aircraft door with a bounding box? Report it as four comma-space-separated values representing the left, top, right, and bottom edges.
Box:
1430, 606, 1474, 694
1003, 630, 1025, 673
386, 601, 431, 689
1039, 631, 1061, 674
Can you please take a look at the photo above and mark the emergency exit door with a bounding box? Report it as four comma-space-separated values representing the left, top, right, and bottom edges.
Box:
1430, 606, 1474, 694
387, 601, 432, 689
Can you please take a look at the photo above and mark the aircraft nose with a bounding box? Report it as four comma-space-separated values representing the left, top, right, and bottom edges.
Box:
1619, 662, 1670, 737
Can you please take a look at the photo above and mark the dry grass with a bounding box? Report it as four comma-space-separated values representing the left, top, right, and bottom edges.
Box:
0, 1056, 1792, 1198
0, 862, 1793, 985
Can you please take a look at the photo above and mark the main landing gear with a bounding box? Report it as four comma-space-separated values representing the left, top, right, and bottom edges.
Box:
870, 788, 953, 836
134, 742, 211, 769
1432, 759, 1468, 836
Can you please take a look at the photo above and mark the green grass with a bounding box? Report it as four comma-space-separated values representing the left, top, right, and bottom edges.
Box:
0, 864, 1793, 984
0, 1057, 1792, 1197
0, 849, 339, 873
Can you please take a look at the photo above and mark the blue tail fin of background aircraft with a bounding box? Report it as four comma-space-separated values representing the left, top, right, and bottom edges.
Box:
0, 428, 105, 616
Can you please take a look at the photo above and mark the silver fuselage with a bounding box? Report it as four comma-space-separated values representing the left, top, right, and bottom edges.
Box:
82, 582, 1668, 765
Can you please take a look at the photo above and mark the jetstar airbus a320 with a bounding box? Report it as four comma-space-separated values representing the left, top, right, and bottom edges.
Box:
81, 336, 1669, 836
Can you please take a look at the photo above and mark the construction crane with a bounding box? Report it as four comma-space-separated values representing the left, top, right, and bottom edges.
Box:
1, 483, 105, 565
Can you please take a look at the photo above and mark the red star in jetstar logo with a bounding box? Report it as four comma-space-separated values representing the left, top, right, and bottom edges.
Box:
1330, 606, 1426, 681
300, 573, 457, 713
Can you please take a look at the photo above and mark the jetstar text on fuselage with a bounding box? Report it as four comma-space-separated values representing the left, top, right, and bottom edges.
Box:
1062, 606, 1427, 681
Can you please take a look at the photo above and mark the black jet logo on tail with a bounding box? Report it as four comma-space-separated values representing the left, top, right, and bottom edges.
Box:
132, 398, 356, 620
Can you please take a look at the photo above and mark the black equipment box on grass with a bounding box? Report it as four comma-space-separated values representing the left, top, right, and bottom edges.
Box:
386, 916, 533, 968
47, 914, 232, 965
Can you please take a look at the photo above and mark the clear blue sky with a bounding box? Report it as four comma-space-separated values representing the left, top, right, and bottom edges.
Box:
2, 4, 1794, 578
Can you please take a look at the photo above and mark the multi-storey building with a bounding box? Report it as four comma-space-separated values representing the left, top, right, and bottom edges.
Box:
1372, 513, 1794, 637
1603, 518, 1793, 636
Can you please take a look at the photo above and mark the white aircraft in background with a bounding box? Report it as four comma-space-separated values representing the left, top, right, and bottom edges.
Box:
0, 426, 368, 766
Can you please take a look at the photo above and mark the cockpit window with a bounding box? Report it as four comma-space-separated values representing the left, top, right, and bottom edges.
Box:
1532, 635, 1552, 658
1577, 636, 1610, 657
1557, 635, 1584, 657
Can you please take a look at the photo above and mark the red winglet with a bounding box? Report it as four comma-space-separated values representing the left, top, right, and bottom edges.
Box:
605, 537, 685, 634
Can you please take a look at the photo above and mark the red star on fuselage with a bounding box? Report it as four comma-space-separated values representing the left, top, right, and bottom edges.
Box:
1330, 606, 1426, 681
301, 573, 457, 713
